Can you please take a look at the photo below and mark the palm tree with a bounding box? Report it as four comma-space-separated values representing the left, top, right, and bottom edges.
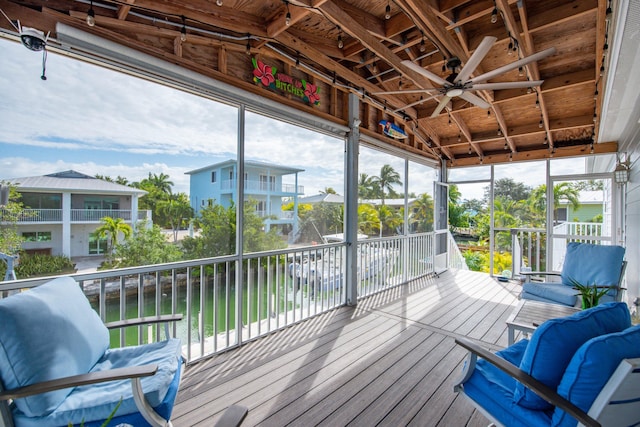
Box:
94, 216, 133, 256
410, 193, 434, 232
320, 187, 337, 194
529, 183, 580, 224
372, 164, 402, 205
358, 173, 378, 199
147, 172, 174, 196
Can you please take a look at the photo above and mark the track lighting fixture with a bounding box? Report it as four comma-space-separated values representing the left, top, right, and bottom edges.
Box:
504, 142, 508, 150
491, 7, 498, 24
420, 33, 426, 53
295, 55, 300, 67
86, 1, 95, 27
527, 87, 532, 94
593, 112, 597, 122
216, 0, 223, 5
468, 145, 472, 155
385, 2, 391, 20
498, 128, 502, 136
594, 88, 599, 99
590, 142, 594, 154
539, 119, 543, 128
508, 40, 513, 54
180, 16, 187, 42
518, 66, 524, 77
535, 96, 540, 109
600, 64, 605, 76
337, 30, 343, 49
245, 36, 251, 55
458, 133, 461, 143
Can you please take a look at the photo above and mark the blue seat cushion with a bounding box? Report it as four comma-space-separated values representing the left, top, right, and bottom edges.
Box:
521, 282, 578, 306
552, 325, 640, 427
462, 340, 553, 427
11, 338, 183, 427
0, 277, 110, 417
560, 243, 625, 296
514, 302, 630, 410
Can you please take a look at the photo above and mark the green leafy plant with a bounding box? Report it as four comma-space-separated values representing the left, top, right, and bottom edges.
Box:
569, 278, 612, 309
68, 398, 122, 427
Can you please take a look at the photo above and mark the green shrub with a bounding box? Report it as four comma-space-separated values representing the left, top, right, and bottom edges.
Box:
0, 253, 75, 279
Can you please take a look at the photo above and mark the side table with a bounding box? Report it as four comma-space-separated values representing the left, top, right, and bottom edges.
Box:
506, 300, 580, 345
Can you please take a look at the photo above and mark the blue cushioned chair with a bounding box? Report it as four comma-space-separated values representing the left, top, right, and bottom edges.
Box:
0, 276, 184, 427
521, 242, 626, 307
454, 302, 640, 427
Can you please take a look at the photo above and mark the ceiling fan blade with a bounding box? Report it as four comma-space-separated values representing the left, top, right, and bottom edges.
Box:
430, 95, 451, 118
392, 95, 439, 112
455, 36, 497, 83
372, 88, 440, 95
469, 47, 557, 84
401, 60, 448, 86
458, 91, 491, 109
472, 80, 544, 90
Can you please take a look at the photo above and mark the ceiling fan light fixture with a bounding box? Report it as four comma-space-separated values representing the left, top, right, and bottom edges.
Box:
446, 88, 464, 97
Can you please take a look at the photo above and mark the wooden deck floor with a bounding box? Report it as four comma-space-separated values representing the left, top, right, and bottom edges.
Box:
172, 269, 522, 426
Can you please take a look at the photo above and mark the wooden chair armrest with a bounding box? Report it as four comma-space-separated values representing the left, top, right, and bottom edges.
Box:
105, 314, 183, 329
454, 338, 600, 427
0, 365, 158, 401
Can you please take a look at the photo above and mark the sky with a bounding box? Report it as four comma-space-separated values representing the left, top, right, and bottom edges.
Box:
0, 36, 586, 201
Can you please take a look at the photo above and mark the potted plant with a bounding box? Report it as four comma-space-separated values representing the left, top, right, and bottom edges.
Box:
570, 279, 612, 309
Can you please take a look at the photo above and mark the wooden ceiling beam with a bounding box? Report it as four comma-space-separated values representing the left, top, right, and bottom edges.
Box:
116, 0, 135, 21
449, 141, 617, 167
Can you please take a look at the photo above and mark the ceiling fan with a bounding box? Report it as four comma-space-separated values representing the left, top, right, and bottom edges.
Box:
376, 36, 556, 117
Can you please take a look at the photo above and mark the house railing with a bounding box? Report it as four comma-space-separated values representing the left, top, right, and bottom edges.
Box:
220, 179, 304, 194
510, 222, 607, 278
255, 210, 295, 220
0, 232, 452, 364
1, 209, 151, 223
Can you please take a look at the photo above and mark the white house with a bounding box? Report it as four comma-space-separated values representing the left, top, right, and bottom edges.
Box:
2, 170, 148, 257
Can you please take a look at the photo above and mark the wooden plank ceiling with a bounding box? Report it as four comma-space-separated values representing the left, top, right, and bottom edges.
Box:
0, 0, 617, 167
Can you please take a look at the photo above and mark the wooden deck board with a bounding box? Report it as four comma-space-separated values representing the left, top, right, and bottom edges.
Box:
172, 269, 522, 426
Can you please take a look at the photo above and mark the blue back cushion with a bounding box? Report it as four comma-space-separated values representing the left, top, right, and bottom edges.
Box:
514, 302, 630, 410
0, 277, 110, 417
561, 243, 625, 289
552, 325, 640, 427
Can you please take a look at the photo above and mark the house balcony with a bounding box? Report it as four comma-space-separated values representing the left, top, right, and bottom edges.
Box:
220, 179, 304, 195
255, 209, 295, 220
1, 208, 152, 224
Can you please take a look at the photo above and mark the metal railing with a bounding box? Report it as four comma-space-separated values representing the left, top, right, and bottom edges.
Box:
1, 209, 151, 223
0, 232, 452, 363
510, 222, 607, 278
220, 179, 304, 194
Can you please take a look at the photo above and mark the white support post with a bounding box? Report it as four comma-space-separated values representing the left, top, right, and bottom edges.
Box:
345, 93, 360, 306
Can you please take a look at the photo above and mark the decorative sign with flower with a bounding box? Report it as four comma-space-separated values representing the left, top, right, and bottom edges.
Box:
251, 57, 321, 106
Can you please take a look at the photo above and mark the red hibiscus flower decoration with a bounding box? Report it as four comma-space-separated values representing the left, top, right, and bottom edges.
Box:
304, 82, 320, 105
253, 60, 275, 87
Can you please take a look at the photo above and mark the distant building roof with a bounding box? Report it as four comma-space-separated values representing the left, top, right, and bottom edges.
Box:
5, 170, 146, 195
185, 159, 304, 175
558, 190, 603, 205
299, 193, 344, 204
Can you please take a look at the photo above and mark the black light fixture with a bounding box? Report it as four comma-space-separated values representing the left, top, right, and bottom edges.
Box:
419, 32, 426, 52
337, 27, 343, 49
245, 35, 251, 55
285, 1, 291, 26
86, 1, 95, 27
180, 15, 187, 42
216, 0, 223, 5
385, 2, 391, 20
491, 6, 498, 24
539, 119, 543, 128
535, 95, 540, 109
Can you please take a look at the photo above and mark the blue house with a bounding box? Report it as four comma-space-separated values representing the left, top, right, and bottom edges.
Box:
186, 160, 304, 238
